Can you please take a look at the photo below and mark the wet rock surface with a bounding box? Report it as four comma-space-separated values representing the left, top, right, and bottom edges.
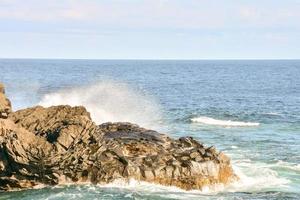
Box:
0, 83, 237, 191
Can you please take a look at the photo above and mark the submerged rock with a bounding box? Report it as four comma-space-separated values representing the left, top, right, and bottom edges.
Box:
0, 82, 237, 191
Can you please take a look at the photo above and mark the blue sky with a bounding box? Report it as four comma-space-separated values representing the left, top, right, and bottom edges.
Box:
0, 0, 300, 59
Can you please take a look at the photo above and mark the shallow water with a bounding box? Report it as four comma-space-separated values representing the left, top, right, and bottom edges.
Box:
1, 59, 300, 199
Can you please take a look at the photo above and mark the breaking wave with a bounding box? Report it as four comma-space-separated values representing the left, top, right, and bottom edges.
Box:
227, 160, 290, 193
49, 163, 290, 200
52, 155, 291, 196
272, 160, 300, 172
103, 160, 290, 195
191, 116, 260, 127
39, 81, 163, 129
97, 165, 289, 194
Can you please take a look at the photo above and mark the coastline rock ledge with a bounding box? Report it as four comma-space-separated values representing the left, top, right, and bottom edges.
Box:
0, 82, 237, 191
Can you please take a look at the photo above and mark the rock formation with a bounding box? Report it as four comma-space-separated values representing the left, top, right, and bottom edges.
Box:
0, 83, 12, 119
0, 82, 237, 191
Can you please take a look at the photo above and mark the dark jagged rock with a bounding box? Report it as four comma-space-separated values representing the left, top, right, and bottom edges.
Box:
97, 122, 236, 189
0, 118, 54, 190
0, 83, 237, 191
10, 105, 104, 153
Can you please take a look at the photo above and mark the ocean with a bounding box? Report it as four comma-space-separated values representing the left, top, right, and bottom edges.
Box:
0, 59, 299, 199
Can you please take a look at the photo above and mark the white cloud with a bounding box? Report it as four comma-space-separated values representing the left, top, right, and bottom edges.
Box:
0, 0, 299, 30
0, 0, 226, 28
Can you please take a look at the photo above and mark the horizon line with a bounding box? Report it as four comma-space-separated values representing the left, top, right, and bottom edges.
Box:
1, 57, 300, 61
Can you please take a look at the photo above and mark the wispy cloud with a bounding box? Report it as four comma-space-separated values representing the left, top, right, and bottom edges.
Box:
0, 0, 299, 30
0, 0, 299, 59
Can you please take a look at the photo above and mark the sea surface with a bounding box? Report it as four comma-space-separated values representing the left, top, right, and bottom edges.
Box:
0, 59, 299, 200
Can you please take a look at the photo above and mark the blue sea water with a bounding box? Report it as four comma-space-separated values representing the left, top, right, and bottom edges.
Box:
0, 59, 300, 199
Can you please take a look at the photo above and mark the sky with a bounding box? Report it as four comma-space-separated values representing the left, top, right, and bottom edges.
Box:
0, 0, 300, 59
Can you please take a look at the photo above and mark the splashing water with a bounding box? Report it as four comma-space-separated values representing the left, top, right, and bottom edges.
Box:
39, 81, 163, 129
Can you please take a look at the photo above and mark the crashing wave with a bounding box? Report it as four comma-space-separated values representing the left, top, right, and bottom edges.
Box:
191, 116, 259, 127
227, 161, 290, 193
39, 81, 162, 129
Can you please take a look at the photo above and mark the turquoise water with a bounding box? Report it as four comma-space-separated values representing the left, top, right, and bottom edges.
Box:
1, 59, 300, 199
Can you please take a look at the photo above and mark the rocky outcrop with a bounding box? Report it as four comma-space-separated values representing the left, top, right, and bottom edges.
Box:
96, 123, 235, 190
10, 105, 103, 153
0, 83, 237, 191
0, 118, 54, 190
0, 83, 12, 119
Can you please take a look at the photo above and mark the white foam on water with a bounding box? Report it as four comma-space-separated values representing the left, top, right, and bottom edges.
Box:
91, 158, 291, 196
191, 116, 260, 127
35, 159, 293, 199
93, 160, 290, 196
52, 181, 190, 200
96, 178, 226, 198
86, 163, 290, 198
272, 160, 300, 172
226, 162, 290, 193
39, 81, 163, 129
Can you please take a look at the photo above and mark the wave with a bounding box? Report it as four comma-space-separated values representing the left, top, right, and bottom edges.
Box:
226, 160, 290, 193
51, 181, 222, 200
191, 116, 259, 127
14, 159, 292, 199
97, 171, 288, 195
52, 163, 290, 199
39, 81, 163, 129
272, 160, 300, 172
54, 157, 291, 195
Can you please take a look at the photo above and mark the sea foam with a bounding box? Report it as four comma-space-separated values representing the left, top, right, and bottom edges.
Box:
191, 116, 260, 127
227, 161, 290, 193
39, 81, 162, 129
57, 162, 290, 199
